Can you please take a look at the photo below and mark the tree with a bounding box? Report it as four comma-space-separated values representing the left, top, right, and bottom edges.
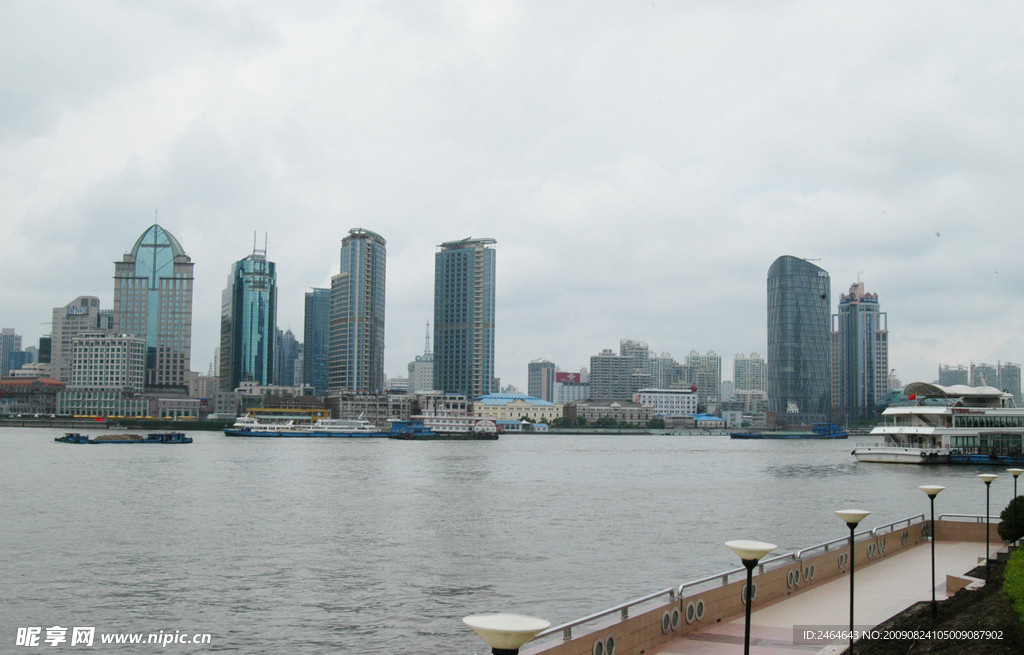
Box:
998, 496, 1024, 543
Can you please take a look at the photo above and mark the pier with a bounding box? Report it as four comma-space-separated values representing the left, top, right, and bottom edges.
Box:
518, 516, 1004, 655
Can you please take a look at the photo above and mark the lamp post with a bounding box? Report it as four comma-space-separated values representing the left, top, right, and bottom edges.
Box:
978, 474, 998, 581
836, 509, 871, 654
1008, 468, 1024, 498
726, 540, 777, 655
463, 613, 550, 655
919, 486, 944, 619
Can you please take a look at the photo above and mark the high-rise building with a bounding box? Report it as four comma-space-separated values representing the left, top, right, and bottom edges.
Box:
50, 296, 102, 384
113, 224, 194, 390
589, 349, 634, 399
58, 331, 148, 417
303, 288, 331, 396
970, 362, 999, 388
219, 244, 277, 391
767, 255, 832, 425
687, 349, 722, 410
937, 364, 969, 386
1, 328, 23, 377
276, 328, 300, 387
528, 359, 556, 402
329, 228, 387, 393
997, 363, 1022, 406
734, 352, 767, 392
831, 282, 889, 422
433, 237, 496, 397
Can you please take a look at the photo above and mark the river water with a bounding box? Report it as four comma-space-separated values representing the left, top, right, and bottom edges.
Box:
0, 428, 1014, 653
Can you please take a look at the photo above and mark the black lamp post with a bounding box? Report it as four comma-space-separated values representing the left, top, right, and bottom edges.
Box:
1008, 469, 1024, 498
463, 613, 550, 655
726, 540, 777, 655
836, 509, 871, 654
920, 486, 944, 619
978, 474, 998, 581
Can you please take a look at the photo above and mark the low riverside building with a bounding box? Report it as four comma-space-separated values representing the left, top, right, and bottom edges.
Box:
471, 393, 563, 424
565, 399, 652, 426
0, 378, 65, 415
633, 388, 698, 418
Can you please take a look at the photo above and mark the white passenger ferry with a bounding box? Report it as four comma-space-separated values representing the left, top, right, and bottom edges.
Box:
852, 382, 1024, 464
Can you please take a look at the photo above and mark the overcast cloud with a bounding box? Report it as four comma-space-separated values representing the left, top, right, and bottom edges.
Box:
3, 1, 1023, 390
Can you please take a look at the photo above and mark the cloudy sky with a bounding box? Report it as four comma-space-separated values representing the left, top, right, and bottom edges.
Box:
3, 1, 1023, 390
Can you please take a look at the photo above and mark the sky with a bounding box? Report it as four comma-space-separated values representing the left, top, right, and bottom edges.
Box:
3, 1, 1024, 391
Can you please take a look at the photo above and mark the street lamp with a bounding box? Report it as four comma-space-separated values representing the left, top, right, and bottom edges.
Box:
919, 486, 945, 619
463, 613, 550, 655
836, 509, 871, 654
726, 540, 777, 655
1008, 468, 1024, 498
978, 474, 998, 581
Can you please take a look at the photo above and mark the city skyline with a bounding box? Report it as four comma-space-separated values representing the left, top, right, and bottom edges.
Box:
4, 3, 1024, 391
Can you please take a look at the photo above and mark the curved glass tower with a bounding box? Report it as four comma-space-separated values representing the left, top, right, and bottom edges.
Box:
767, 256, 831, 426
113, 225, 194, 390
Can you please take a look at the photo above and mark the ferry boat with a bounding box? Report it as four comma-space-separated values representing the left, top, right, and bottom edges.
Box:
224, 415, 386, 438
387, 415, 500, 440
55, 432, 192, 444
730, 423, 847, 439
852, 382, 1024, 465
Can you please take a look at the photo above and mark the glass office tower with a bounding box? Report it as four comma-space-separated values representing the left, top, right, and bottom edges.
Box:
220, 246, 277, 391
832, 282, 888, 423
328, 228, 387, 393
304, 287, 331, 396
767, 255, 831, 425
433, 237, 496, 397
113, 225, 194, 390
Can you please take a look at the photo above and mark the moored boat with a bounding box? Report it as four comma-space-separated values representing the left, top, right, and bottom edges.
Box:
224, 415, 386, 438
730, 423, 847, 439
852, 382, 1024, 465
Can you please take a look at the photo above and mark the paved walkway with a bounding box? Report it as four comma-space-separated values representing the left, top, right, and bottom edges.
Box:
649, 540, 991, 654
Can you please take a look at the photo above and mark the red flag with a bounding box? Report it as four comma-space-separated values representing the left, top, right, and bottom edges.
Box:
908, 393, 917, 400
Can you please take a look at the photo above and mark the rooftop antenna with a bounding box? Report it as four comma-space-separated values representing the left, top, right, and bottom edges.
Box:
425, 322, 432, 355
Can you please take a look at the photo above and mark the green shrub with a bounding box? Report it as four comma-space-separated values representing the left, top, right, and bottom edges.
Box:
1005, 548, 1024, 628
999, 497, 1024, 543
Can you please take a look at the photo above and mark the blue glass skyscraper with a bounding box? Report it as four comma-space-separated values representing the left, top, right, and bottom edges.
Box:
304, 287, 331, 396
433, 237, 496, 397
113, 224, 194, 390
220, 245, 277, 391
767, 256, 831, 425
329, 228, 386, 393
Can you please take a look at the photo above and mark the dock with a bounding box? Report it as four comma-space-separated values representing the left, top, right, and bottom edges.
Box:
522, 516, 1004, 655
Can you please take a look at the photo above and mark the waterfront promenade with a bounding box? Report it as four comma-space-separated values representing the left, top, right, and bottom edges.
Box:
648, 540, 985, 654
524, 518, 1002, 655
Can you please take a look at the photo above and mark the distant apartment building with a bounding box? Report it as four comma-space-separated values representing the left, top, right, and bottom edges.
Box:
589, 349, 635, 399
733, 352, 767, 392
831, 282, 889, 422
633, 388, 698, 417
937, 364, 969, 386
329, 228, 387, 394
969, 362, 1021, 406
113, 224, 194, 390
433, 237, 496, 397
528, 359, 556, 402
553, 371, 590, 404
687, 350, 722, 411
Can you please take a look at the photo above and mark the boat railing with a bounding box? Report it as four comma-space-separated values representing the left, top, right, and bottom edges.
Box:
531, 514, 924, 644
938, 513, 998, 523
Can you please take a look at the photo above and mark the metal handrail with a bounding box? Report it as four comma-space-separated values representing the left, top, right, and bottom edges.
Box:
531, 587, 677, 642
938, 513, 997, 523
529, 514, 925, 644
